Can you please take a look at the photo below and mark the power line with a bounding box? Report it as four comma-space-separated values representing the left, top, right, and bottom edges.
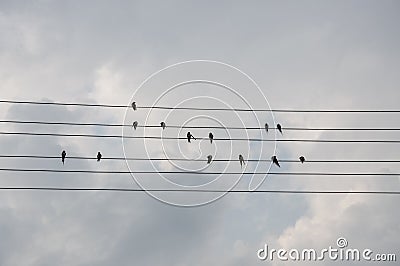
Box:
1, 100, 400, 113
0, 187, 398, 194
1, 131, 400, 143
1, 155, 400, 163
0, 168, 398, 175
2, 120, 400, 131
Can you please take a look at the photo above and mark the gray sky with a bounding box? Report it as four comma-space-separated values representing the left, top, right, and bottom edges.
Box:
0, 1, 399, 265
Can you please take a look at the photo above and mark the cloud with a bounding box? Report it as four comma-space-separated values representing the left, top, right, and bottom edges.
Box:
0, 1, 399, 265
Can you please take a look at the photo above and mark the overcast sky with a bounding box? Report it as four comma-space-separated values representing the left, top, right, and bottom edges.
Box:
0, 1, 399, 265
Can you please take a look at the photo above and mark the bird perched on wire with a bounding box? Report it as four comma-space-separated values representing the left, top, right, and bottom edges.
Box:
207, 155, 212, 164
209, 132, 214, 144
187, 132, 196, 143
61, 150, 66, 165
131, 102, 137, 111
265, 123, 269, 133
97, 152, 102, 162
271, 155, 280, 167
277, 124, 282, 134
239, 154, 245, 168
132, 121, 138, 130
299, 156, 305, 164
160, 121, 166, 130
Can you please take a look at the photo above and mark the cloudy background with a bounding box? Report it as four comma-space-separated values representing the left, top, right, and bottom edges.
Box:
0, 0, 399, 265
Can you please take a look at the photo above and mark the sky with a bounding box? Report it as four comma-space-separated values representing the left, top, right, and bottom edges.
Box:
0, 1, 399, 265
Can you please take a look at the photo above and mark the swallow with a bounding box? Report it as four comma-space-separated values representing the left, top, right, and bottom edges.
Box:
209, 132, 214, 144
187, 132, 196, 143
131, 102, 137, 111
97, 152, 102, 162
299, 156, 305, 164
265, 123, 269, 133
207, 155, 212, 164
160, 121, 166, 130
61, 150, 66, 165
239, 154, 245, 168
277, 124, 282, 134
132, 121, 138, 130
271, 155, 280, 167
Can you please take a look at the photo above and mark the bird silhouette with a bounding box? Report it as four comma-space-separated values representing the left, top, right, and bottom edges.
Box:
61, 150, 66, 165
132, 121, 138, 130
209, 132, 214, 144
239, 154, 245, 168
299, 156, 305, 164
277, 124, 282, 134
97, 152, 102, 162
271, 155, 280, 167
207, 155, 212, 164
265, 123, 269, 133
160, 121, 166, 130
187, 132, 196, 143
131, 102, 137, 111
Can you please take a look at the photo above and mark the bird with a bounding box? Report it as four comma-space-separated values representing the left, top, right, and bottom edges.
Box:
61, 150, 66, 165
209, 132, 214, 144
131, 102, 137, 111
160, 121, 166, 130
299, 156, 305, 164
97, 152, 102, 162
271, 155, 280, 167
207, 155, 212, 164
265, 123, 269, 133
239, 154, 245, 168
277, 124, 282, 134
187, 132, 196, 143
132, 121, 138, 130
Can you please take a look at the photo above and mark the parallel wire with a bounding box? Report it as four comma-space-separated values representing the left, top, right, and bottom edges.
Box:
1, 100, 399, 195
1, 131, 400, 143
1, 120, 400, 131
0, 155, 400, 163
1, 100, 400, 113
0, 187, 398, 194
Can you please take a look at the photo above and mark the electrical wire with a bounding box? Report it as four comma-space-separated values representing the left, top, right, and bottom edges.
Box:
1, 100, 398, 196
1, 131, 399, 143
0, 187, 398, 194
1, 100, 400, 112
0, 155, 400, 163
0, 168, 398, 175
1, 120, 400, 131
